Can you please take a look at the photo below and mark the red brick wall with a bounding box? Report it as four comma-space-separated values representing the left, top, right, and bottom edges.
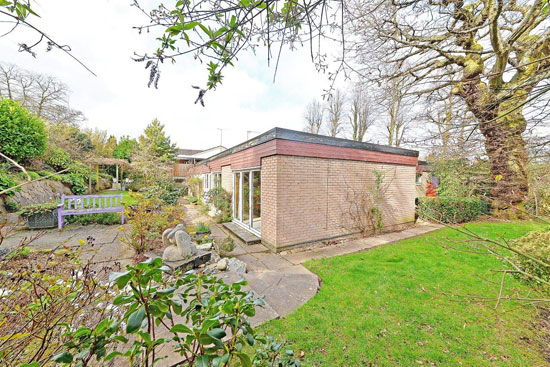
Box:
263, 155, 416, 250
190, 138, 417, 175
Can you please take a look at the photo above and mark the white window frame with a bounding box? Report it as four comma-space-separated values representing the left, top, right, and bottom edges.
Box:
203, 173, 211, 191
232, 167, 261, 236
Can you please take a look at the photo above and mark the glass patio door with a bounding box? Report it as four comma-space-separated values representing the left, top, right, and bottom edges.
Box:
233, 170, 261, 235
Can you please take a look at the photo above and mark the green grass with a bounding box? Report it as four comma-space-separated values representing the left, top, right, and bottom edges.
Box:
263, 221, 549, 367
100, 190, 138, 206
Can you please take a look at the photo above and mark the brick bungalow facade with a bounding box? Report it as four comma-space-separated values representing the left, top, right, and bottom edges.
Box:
191, 128, 419, 252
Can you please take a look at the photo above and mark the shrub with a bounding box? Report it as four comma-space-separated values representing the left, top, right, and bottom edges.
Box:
143, 183, 185, 204
45, 146, 72, 170
51, 258, 300, 367
187, 176, 203, 198
28, 171, 40, 180
429, 158, 491, 198
65, 212, 121, 225
60, 173, 87, 194
0, 99, 47, 162
4, 198, 19, 212
0, 169, 19, 195
511, 229, 550, 287
218, 235, 235, 255
121, 197, 182, 254
37, 169, 54, 177
207, 186, 232, 222
344, 169, 387, 234
195, 222, 210, 233
417, 197, 489, 223
14, 170, 40, 181
18, 201, 59, 218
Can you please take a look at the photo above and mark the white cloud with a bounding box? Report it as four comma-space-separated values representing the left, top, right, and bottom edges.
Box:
0, 0, 337, 149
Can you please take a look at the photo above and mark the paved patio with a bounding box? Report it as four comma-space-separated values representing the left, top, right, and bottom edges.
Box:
3, 203, 443, 326
280, 222, 443, 265
1, 224, 135, 270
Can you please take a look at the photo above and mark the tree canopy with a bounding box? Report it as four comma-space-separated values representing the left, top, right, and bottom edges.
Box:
137, 119, 177, 160
0, 99, 46, 162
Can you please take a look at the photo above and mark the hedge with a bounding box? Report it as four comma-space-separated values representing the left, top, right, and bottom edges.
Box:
0, 99, 46, 162
417, 197, 489, 223
511, 229, 550, 287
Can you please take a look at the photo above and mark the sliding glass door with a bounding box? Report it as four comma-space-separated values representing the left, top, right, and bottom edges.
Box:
233, 169, 261, 235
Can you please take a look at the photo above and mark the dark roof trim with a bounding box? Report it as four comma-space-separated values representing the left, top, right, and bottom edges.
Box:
201, 127, 419, 164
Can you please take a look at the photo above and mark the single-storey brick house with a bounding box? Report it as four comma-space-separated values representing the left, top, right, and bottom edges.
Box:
191, 128, 419, 252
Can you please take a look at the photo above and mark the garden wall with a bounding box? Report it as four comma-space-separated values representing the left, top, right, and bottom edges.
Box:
4, 180, 71, 209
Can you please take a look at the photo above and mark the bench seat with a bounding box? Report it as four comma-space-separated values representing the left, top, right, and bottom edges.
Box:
58, 194, 124, 229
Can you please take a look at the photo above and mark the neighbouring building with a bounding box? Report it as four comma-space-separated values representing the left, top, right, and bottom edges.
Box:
191, 128, 419, 252
415, 160, 437, 198
173, 146, 226, 179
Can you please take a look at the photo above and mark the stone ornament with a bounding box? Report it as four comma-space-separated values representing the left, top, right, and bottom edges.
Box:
162, 225, 198, 262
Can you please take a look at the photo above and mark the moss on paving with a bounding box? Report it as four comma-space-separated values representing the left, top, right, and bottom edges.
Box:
262, 221, 548, 366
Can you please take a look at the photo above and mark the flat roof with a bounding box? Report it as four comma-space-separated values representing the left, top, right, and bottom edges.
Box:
202, 127, 419, 163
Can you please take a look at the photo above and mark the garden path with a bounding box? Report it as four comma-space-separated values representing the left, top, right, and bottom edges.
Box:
183, 203, 442, 326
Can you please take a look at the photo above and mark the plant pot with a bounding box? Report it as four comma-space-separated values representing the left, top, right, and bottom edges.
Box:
196, 230, 211, 236
27, 209, 58, 229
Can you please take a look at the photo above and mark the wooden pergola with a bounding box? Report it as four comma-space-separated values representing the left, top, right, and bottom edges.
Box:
84, 157, 130, 191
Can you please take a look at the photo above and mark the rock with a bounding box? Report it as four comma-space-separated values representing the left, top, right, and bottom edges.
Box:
175, 230, 197, 257
227, 258, 247, 273
197, 242, 213, 251
216, 258, 228, 271
162, 245, 183, 262
164, 251, 211, 271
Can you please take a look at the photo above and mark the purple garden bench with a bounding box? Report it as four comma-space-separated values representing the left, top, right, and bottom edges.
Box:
58, 194, 125, 230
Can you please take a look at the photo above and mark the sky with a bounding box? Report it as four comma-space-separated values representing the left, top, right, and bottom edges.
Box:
0, 0, 342, 150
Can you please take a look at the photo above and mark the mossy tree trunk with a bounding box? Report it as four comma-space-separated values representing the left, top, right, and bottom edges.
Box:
478, 110, 528, 213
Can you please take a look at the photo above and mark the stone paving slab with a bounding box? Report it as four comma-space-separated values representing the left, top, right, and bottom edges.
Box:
245, 269, 319, 318
281, 223, 443, 265
222, 222, 261, 244
2, 224, 124, 250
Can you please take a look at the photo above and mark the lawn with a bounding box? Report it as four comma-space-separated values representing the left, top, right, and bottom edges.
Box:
263, 221, 549, 367
100, 190, 139, 206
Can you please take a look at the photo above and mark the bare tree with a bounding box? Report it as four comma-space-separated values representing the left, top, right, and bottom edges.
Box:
378, 74, 413, 147
0, 64, 18, 100
303, 99, 324, 134
348, 0, 550, 213
348, 86, 374, 142
325, 89, 346, 137
0, 63, 81, 124
422, 89, 481, 158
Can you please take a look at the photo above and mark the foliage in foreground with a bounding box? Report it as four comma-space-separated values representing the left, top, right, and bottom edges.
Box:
417, 196, 489, 223
0, 229, 114, 366
512, 228, 550, 287
0, 219, 300, 367
54, 258, 300, 367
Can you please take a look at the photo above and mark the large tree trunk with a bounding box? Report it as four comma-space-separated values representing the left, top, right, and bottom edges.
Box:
478, 110, 528, 215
